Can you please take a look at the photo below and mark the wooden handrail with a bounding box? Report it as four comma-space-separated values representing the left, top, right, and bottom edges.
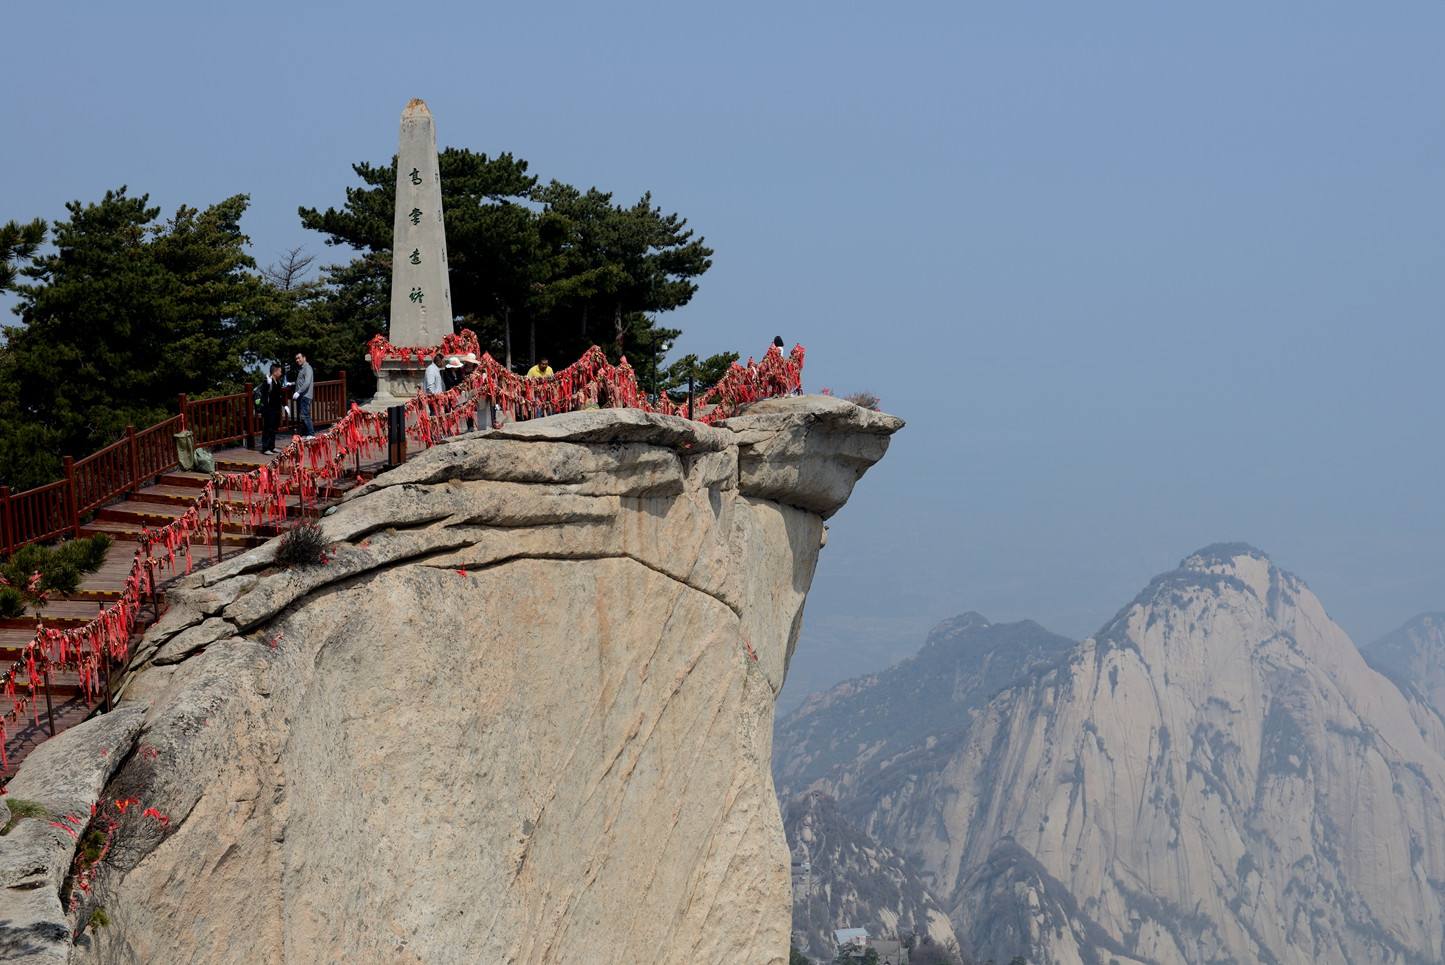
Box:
63, 456, 80, 538
2, 379, 346, 556
0, 486, 12, 556
127, 426, 140, 494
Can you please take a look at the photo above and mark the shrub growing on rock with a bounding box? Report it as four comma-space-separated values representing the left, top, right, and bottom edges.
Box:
57, 533, 112, 571
277, 520, 328, 567
0, 534, 112, 596
0, 586, 25, 619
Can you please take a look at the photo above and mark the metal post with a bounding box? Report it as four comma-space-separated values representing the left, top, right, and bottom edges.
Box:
243, 382, 255, 450
40, 648, 55, 737
687, 376, 695, 421
126, 425, 140, 492
214, 498, 223, 563
178, 393, 189, 433
338, 370, 348, 414
386, 405, 407, 469
0, 485, 11, 556
103, 646, 113, 713
63, 456, 80, 537
139, 537, 159, 621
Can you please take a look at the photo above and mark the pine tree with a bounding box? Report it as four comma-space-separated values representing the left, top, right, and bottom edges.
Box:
0, 188, 284, 488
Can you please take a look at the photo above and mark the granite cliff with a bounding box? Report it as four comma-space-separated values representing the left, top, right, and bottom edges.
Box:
0, 397, 900, 964
776, 545, 1445, 964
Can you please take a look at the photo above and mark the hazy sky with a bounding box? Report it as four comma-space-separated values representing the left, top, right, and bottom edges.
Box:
4, 2, 1443, 703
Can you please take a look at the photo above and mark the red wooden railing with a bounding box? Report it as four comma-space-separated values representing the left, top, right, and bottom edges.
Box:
312, 372, 348, 427
3, 479, 70, 549
0, 373, 347, 555
134, 416, 184, 484
185, 391, 251, 450
72, 437, 133, 517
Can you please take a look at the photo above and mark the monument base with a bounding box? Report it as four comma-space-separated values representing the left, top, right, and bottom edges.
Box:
363, 358, 427, 411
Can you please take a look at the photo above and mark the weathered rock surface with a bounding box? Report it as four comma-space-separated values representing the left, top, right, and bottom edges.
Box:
784, 791, 957, 962
0, 707, 146, 965
780, 545, 1445, 965
0, 398, 898, 964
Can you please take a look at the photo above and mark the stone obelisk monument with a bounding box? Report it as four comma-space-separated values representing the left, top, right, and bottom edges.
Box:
368, 98, 454, 407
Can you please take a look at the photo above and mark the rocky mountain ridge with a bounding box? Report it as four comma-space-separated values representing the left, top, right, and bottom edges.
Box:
775, 613, 1075, 808
776, 544, 1445, 964
1365, 612, 1445, 724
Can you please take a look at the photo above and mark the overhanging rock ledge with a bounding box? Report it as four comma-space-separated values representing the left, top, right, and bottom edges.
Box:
0, 396, 900, 965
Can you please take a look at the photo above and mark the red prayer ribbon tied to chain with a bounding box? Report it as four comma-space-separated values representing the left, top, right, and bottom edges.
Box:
366, 330, 481, 375
367, 329, 805, 426
1, 337, 804, 767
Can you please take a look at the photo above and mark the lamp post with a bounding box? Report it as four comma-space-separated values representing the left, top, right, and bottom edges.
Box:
653, 335, 672, 401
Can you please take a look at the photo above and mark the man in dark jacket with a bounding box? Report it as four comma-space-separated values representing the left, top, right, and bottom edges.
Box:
258, 363, 286, 455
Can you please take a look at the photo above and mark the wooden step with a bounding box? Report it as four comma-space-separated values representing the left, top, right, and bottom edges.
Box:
0, 600, 104, 630
157, 471, 213, 490
3, 669, 90, 698
79, 519, 258, 547
2, 696, 97, 773
92, 501, 256, 536
213, 449, 276, 473
132, 483, 214, 506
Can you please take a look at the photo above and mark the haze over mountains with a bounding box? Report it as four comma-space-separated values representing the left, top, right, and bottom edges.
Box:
776, 545, 1445, 964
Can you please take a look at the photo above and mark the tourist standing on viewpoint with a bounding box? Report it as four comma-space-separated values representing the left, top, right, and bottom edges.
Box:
443, 356, 464, 390
525, 357, 553, 379
423, 352, 445, 395
293, 352, 315, 437
258, 363, 286, 455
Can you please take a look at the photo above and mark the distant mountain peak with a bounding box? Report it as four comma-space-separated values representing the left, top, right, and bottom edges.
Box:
1181, 542, 1272, 568
1098, 543, 1311, 650
915, 612, 992, 649
1367, 612, 1445, 719
802, 548, 1445, 964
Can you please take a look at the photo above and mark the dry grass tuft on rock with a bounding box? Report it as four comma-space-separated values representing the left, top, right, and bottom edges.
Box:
842, 391, 881, 411
276, 520, 328, 567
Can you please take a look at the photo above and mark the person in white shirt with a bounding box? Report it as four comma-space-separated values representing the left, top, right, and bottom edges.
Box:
423, 352, 445, 395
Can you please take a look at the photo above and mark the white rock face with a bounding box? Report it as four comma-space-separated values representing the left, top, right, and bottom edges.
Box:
0, 399, 899, 965
835, 545, 1445, 965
